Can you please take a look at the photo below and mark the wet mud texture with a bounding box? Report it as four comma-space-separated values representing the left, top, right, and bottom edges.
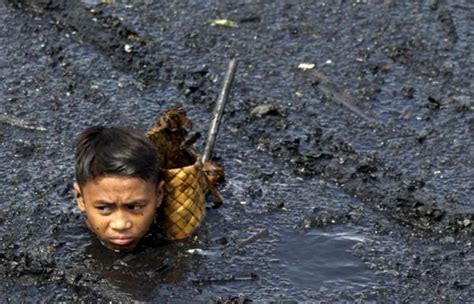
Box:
1, 0, 473, 302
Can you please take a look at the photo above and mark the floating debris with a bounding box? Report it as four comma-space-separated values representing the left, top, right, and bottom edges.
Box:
309, 71, 383, 124
250, 103, 281, 117
222, 228, 270, 256
452, 95, 472, 109
209, 19, 239, 28
0, 114, 47, 131
187, 248, 204, 255
298, 63, 315, 70
238, 228, 269, 247
83, 0, 115, 4
124, 44, 133, 53
187, 248, 219, 257
192, 273, 258, 285
427, 96, 442, 109
399, 105, 414, 120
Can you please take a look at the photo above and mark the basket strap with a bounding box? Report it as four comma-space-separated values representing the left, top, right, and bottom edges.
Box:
206, 178, 223, 205
201, 160, 224, 205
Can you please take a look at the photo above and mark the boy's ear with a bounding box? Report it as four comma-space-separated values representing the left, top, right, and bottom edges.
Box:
74, 182, 86, 212
155, 180, 165, 209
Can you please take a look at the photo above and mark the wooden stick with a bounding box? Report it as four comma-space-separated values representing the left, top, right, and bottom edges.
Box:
191, 273, 257, 285
0, 113, 47, 131
238, 228, 269, 247
222, 228, 269, 256
202, 58, 238, 163
310, 71, 384, 125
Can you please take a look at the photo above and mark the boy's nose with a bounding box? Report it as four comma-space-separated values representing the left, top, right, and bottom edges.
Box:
110, 217, 132, 231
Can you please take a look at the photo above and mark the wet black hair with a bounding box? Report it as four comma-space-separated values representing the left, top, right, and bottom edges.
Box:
74, 126, 162, 187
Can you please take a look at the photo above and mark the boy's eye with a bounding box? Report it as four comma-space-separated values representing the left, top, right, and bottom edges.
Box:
96, 205, 112, 213
127, 204, 144, 211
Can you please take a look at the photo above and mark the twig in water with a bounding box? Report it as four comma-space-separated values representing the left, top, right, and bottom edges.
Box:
309, 71, 384, 125
222, 228, 269, 256
238, 228, 269, 247
0, 113, 47, 131
191, 273, 258, 285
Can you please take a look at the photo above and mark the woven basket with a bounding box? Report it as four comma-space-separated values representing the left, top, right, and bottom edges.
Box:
160, 157, 208, 239
146, 108, 223, 240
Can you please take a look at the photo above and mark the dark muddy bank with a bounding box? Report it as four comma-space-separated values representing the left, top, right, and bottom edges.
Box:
1, 0, 472, 302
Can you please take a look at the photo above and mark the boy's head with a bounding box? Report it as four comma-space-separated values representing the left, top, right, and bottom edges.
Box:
73, 126, 164, 251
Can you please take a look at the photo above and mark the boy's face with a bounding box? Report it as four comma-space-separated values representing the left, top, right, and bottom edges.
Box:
74, 175, 164, 251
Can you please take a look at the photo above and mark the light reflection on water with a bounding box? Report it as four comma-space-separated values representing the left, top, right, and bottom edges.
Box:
275, 225, 384, 290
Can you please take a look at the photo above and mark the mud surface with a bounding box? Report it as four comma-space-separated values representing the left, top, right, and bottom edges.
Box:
1, 0, 473, 302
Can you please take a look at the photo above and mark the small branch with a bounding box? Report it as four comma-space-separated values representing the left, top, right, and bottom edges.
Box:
309, 71, 384, 125
191, 273, 258, 285
222, 228, 269, 256
237, 228, 269, 247
0, 113, 47, 131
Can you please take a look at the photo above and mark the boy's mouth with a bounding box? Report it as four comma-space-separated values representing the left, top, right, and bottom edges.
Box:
108, 237, 134, 247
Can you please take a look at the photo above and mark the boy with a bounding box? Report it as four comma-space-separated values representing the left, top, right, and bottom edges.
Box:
73, 126, 164, 252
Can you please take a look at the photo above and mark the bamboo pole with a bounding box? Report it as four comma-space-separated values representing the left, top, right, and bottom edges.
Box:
202, 58, 237, 163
